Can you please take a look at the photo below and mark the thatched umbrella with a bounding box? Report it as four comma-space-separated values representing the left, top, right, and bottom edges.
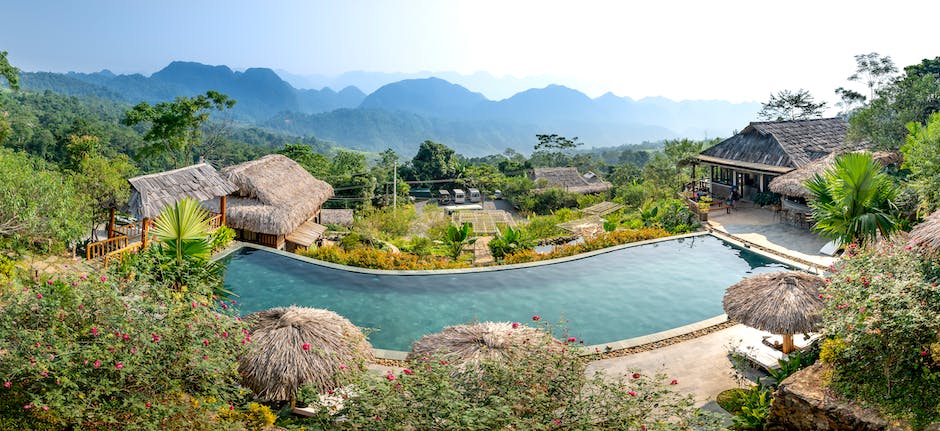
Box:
722, 271, 825, 354
909, 209, 940, 252
238, 306, 373, 403
769, 151, 902, 199
409, 321, 560, 364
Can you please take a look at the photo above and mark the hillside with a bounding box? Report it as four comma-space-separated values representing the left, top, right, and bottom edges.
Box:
17, 61, 761, 156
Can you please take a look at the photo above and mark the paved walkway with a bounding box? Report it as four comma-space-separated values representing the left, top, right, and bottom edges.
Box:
706, 202, 836, 268
586, 324, 765, 407
473, 236, 494, 266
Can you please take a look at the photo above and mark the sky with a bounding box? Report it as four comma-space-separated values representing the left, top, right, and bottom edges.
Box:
3, 0, 939, 106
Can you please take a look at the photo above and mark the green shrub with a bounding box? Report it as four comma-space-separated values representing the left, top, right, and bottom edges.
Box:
731, 383, 771, 430
0, 272, 251, 430
752, 192, 781, 207
821, 241, 940, 426
353, 205, 416, 241
504, 227, 672, 264
302, 245, 469, 270
488, 225, 532, 260
211, 226, 236, 252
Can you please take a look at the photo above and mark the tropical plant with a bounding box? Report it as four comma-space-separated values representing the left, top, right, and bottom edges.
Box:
731, 382, 771, 430
440, 222, 476, 260
152, 198, 213, 263
806, 152, 899, 245
488, 225, 532, 260
901, 112, 940, 212
210, 226, 236, 252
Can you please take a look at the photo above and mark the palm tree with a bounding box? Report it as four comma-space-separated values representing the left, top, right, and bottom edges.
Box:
806, 152, 899, 245
152, 198, 213, 263
441, 222, 476, 260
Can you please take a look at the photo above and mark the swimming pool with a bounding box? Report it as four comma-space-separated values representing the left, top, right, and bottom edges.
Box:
221, 234, 795, 351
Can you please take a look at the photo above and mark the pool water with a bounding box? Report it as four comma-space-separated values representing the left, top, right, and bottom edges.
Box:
221, 235, 793, 351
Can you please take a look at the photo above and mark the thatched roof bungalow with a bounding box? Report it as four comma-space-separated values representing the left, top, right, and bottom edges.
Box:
319, 209, 354, 228
528, 167, 611, 194
697, 118, 849, 200
220, 154, 334, 251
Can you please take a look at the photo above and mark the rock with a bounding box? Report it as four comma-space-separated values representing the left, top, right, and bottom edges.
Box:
766, 363, 913, 431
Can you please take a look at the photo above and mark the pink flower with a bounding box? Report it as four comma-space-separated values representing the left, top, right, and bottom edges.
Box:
93, 360, 101, 368
42, 406, 49, 411
130, 348, 137, 354
511, 322, 520, 329
151, 333, 160, 343
386, 373, 395, 381
229, 404, 234, 410
36, 293, 43, 299
23, 404, 31, 409
115, 362, 123, 369
145, 402, 152, 408
100, 276, 107, 282
203, 339, 210, 347
403, 368, 414, 375
532, 315, 541, 321
567, 337, 576, 343
553, 419, 561, 425
922, 350, 928, 357
192, 302, 197, 308
80, 274, 87, 280
670, 379, 678, 385
628, 391, 636, 397
46, 279, 53, 285
78, 304, 84, 309
302, 343, 311, 351
3, 381, 11, 388
339, 364, 348, 370
72, 282, 78, 287
91, 327, 98, 337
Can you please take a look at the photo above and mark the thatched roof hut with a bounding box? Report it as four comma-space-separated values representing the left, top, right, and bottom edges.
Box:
409, 321, 561, 364
238, 306, 373, 401
320, 209, 354, 228
699, 118, 849, 172
722, 271, 825, 353
218, 155, 334, 250
127, 163, 237, 219
769, 151, 902, 199
908, 210, 940, 252
529, 167, 612, 194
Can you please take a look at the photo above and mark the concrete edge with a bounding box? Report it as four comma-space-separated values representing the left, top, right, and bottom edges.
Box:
579, 314, 729, 355
215, 231, 710, 276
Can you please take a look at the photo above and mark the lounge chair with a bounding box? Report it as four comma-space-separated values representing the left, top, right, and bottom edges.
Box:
733, 333, 820, 371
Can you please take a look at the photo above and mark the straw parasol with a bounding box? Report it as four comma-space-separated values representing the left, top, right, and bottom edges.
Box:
237, 306, 373, 403
908, 209, 940, 252
769, 151, 902, 199
722, 271, 825, 354
409, 321, 561, 364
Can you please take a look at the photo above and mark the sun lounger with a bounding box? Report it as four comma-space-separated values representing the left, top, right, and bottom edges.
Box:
762, 333, 821, 351
733, 339, 786, 371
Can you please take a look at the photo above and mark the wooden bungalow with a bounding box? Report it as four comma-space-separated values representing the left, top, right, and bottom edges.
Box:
126, 163, 238, 249
219, 154, 334, 251
696, 118, 849, 201
528, 167, 612, 194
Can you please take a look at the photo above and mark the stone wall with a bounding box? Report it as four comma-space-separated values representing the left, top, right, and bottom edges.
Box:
766, 363, 915, 431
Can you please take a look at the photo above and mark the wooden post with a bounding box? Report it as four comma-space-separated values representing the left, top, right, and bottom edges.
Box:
107, 207, 116, 238
219, 195, 227, 226
782, 333, 795, 354
141, 217, 151, 251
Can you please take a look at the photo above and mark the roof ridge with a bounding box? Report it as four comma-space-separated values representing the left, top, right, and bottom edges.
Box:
128, 163, 210, 182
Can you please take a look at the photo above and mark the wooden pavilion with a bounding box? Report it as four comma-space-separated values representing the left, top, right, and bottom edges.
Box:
126, 163, 238, 249
696, 118, 850, 201
217, 154, 334, 251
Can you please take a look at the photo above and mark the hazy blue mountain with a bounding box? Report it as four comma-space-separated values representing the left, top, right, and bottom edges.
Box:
359, 78, 487, 118
296, 86, 366, 114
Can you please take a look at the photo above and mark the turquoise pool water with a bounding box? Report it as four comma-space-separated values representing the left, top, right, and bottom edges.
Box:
221, 235, 794, 351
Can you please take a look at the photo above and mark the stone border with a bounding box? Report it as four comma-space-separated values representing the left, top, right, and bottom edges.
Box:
215, 231, 806, 360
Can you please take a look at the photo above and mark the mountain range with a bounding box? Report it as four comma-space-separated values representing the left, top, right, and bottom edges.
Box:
18, 61, 761, 156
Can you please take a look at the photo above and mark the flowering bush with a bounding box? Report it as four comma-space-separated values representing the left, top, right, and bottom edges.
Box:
292, 321, 722, 430
0, 271, 251, 430
503, 227, 672, 264
820, 242, 940, 426
301, 245, 470, 270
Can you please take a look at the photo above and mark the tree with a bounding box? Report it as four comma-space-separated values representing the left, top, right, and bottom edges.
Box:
806, 152, 899, 245
901, 112, 940, 212
848, 52, 897, 101
411, 140, 461, 182
278, 143, 330, 179
121, 91, 235, 168
72, 154, 137, 240
440, 222, 476, 260
534, 134, 581, 151
758, 89, 828, 121
152, 197, 213, 264
0, 50, 19, 90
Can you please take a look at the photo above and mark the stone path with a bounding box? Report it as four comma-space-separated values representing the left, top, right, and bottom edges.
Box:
473, 236, 494, 266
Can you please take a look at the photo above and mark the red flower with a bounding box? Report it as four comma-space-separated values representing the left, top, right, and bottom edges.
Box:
922, 350, 929, 357
91, 327, 98, 337
203, 339, 210, 347
36, 293, 43, 299
386, 374, 395, 381
302, 343, 311, 351
100, 276, 107, 282
512, 322, 520, 329
403, 368, 414, 375
628, 391, 636, 397
93, 360, 101, 368
339, 364, 348, 370
439, 360, 448, 365
115, 363, 123, 370
3, 381, 11, 388
532, 315, 541, 321
632, 373, 641, 379
553, 419, 561, 425
670, 379, 678, 385
46, 279, 53, 285
145, 402, 152, 408
151, 333, 161, 343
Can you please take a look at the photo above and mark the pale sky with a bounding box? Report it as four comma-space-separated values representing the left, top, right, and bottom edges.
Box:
2, 0, 938, 105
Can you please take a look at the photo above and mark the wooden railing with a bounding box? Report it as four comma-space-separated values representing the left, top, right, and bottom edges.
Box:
206, 214, 223, 232
103, 242, 143, 267
113, 219, 154, 239
87, 236, 129, 260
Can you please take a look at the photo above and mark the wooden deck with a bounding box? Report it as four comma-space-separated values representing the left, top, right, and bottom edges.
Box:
582, 201, 624, 216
